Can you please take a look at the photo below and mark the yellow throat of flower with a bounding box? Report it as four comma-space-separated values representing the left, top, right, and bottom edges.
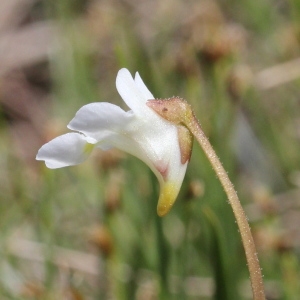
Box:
157, 181, 179, 217
84, 142, 95, 155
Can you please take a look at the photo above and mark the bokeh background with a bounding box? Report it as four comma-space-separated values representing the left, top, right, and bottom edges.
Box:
1, 0, 300, 299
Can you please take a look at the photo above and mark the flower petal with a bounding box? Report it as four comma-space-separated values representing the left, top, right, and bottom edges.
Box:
36, 132, 94, 169
67, 102, 133, 141
36, 68, 190, 217
134, 72, 154, 100
116, 68, 150, 115
90, 112, 187, 217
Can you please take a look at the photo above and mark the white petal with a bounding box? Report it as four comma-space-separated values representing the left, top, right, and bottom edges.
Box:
116, 68, 149, 115
67, 102, 133, 141
36, 133, 93, 169
94, 114, 181, 186
134, 72, 154, 100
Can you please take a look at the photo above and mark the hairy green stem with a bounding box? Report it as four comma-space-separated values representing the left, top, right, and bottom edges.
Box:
187, 115, 265, 300
147, 98, 266, 300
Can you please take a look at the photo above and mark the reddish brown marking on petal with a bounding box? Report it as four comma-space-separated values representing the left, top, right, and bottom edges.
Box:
155, 162, 169, 180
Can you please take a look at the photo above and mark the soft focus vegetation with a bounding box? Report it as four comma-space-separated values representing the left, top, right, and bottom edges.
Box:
1, 0, 300, 299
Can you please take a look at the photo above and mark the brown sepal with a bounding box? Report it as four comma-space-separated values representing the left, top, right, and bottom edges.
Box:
177, 125, 193, 164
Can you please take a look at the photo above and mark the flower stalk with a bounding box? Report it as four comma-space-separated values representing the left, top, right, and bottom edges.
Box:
147, 97, 266, 300
36, 67, 265, 298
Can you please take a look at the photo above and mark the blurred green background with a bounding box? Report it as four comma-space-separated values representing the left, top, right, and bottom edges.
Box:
1, 0, 300, 299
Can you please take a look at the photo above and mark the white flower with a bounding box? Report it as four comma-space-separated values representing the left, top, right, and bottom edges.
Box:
36, 68, 192, 216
